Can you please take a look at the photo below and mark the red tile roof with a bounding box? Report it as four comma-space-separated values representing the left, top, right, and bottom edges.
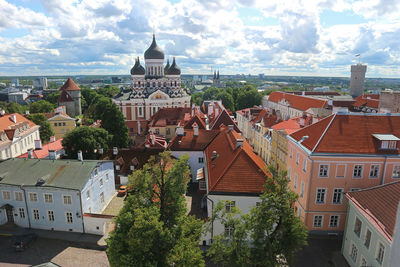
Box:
352, 95, 379, 109
17, 139, 64, 159
356, 94, 380, 100
58, 89, 74, 102
252, 109, 281, 127
0, 113, 36, 130
168, 129, 220, 151
205, 126, 270, 194
347, 181, 400, 241
184, 113, 207, 130
59, 78, 81, 91
290, 114, 400, 154
268, 91, 328, 112
210, 109, 240, 132
148, 107, 191, 127
271, 116, 304, 135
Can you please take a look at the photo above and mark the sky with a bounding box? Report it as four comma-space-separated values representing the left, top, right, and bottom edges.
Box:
1, 0, 400, 77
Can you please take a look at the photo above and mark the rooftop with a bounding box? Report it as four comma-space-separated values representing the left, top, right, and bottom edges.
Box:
148, 107, 191, 127
58, 78, 81, 91
168, 129, 220, 151
267, 91, 329, 112
17, 139, 64, 159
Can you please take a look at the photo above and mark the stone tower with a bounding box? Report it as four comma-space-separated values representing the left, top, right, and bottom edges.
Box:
350, 64, 367, 98
58, 78, 82, 117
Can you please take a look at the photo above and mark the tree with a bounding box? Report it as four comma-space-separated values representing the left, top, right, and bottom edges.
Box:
5, 102, 26, 114
207, 165, 308, 267
107, 152, 204, 267
236, 86, 262, 110
216, 91, 235, 112
62, 126, 111, 159
98, 85, 120, 98
26, 114, 54, 143
30, 100, 55, 113
44, 92, 61, 106
93, 97, 129, 148
203, 87, 221, 100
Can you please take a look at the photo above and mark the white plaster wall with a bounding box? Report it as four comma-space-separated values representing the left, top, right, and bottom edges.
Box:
390, 203, 400, 267
171, 151, 204, 182
83, 216, 114, 235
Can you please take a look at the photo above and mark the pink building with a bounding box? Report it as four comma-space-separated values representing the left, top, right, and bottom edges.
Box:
287, 113, 400, 233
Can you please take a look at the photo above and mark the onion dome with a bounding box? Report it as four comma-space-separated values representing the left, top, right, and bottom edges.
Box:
130, 57, 145, 75
164, 58, 170, 74
144, 34, 164, 60
168, 57, 181, 75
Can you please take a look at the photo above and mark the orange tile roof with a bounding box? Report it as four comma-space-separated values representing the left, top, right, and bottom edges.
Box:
272, 116, 303, 135
290, 114, 400, 154
252, 109, 281, 128
205, 126, 270, 194
347, 181, 400, 240
0, 113, 36, 130
168, 129, 220, 151
59, 78, 81, 91
210, 109, 240, 132
58, 89, 74, 102
356, 94, 380, 100
268, 91, 328, 111
17, 139, 64, 159
184, 113, 207, 130
148, 107, 191, 127
352, 96, 379, 109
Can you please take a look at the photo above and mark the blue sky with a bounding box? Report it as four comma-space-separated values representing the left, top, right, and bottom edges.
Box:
1, 0, 400, 77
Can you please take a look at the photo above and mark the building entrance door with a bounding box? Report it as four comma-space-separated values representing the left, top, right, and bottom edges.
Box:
5, 206, 14, 223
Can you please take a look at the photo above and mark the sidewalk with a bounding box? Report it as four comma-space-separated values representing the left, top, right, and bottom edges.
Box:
0, 224, 107, 250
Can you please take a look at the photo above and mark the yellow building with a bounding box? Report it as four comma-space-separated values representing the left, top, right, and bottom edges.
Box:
45, 112, 76, 139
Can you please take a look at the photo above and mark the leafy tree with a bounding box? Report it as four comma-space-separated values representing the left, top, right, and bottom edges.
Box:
5, 102, 26, 114
203, 87, 221, 100
236, 86, 262, 110
191, 92, 204, 106
44, 92, 61, 106
98, 85, 120, 98
207, 166, 308, 267
62, 126, 111, 159
93, 97, 129, 148
26, 114, 54, 143
30, 100, 55, 113
107, 152, 204, 267
216, 91, 235, 112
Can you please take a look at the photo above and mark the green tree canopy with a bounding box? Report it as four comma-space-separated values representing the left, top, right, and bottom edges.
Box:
62, 126, 111, 159
2, 102, 27, 114
44, 92, 61, 106
26, 113, 54, 143
203, 87, 221, 100
107, 152, 204, 267
98, 85, 120, 98
236, 86, 262, 110
216, 91, 235, 112
207, 166, 308, 267
30, 100, 55, 113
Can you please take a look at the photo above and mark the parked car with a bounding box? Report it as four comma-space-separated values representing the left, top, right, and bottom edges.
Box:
118, 185, 128, 196
13, 233, 38, 251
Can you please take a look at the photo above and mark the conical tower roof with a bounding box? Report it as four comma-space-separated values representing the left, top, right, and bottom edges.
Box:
59, 78, 80, 91
164, 58, 170, 73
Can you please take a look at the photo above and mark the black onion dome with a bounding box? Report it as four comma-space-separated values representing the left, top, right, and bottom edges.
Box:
130, 57, 145, 75
168, 57, 181, 75
144, 34, 164, 60
164, 59, 170, 73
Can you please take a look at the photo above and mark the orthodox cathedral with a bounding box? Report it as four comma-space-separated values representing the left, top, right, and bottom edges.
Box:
113, 35, 191, 136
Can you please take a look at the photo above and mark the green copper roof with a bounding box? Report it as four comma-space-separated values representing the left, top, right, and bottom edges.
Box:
0, 158, 104, 190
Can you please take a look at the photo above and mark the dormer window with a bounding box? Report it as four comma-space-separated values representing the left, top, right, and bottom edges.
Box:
381, 140, 397, 149
115, 165, 120, 171
372, 134, 400, 150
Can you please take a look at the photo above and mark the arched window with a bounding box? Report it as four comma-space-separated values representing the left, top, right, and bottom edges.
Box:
138, 81, 140, 87
158, 82, 161, 87
158, 66, 161, 75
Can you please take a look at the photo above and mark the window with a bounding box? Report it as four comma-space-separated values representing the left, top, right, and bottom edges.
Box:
86, 190, 90, 199
316, 188, 326, 204
313, 215, 323, 228
364, 229, 371, 249
63, 195, 72, 205
224, 223, 235, 238
58, 123, 62, 126
29, 192, 38, 202
14, 191, 23, 201
329, 215, 339, 228
2, 191, 11, 200
288, 167, 292, 180
332, 188, 343, 204
66, 212, 73, 224
54, 123, 57, 127
370, 165, 380, 178
44, 193, 53, 203
63, 122, 66, 126
155, 128, 160, 135
294, 173, 298, 189
225, 201, 235, 212
350, 243, 358, 262
376, 243, 385, 265
99, 179, 103, 187
354, 217, 362, 237
166, 128, 170, 135
106, 173, 109, 182
296, 153, 300, 165
33, 209, 40, 220
393, 165, 400, 178
48, 210, 55, 222
198, 157, 204, 163
19, 208, 25, 219
353, 165, 363, 178
319, 164, 329, 177
100, 192, 105, 203
303, 159, 307, 172
138, 107, 143, 117
300, 182, 305, 198
199, 180, 206, 190
361, 257, 367, 267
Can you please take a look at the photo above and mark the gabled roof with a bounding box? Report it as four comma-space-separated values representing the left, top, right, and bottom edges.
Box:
58, 89, 74, 102
356, 94, 380, 100
205, 126, 270, 194
352, 95, 379, 109
0, 113, 36, 130
184, 113, 207, 130
44, 112, 74, 120
290, 113, 400, 154
148, 107, 191, 127
210, 109, 240, 132
17, 139, 64, 159
347, 181, 400, 241
168, 129, 220, 151
272, 116, 303, 135
268, 91, 328, 112
59, 78, 80, 91
252, 109, 281, 128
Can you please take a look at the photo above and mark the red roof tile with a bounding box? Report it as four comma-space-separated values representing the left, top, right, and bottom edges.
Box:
17, 139, 64, 159
205, 127, 270, 194
352, 96, 379, 109
347, 181, 400, 240
290, 114, 400, 154
0, 113, 36, 131
252, 109, 282, 127
168, 129, 220, 151
356, 94, 380, 100
58, 89, 74, 102
268, 91, 328, 112
184, 114, 207, 130
59, 78, 81, 91
148, 107, 191, 127
210, 109, 240, 132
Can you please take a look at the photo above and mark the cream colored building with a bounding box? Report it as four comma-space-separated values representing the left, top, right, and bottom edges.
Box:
45, 112, 76, 139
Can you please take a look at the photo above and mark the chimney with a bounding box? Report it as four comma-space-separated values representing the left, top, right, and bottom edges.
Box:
205, 118, 210, 130
10, 114, 17, 123
25, 110, 30, 115
77, 150, 83, 161
50, 136, 56, 143
208, 103, 214, 117
113, 147, 118, 155
215, 107, 219, 118
236, 139, 244, 149
98, 148, 103, 154
176, 125, 184, 136
49, 150, 56, 160
193, 123, 199, 137
34, 140, 42, 150
27, 149, 33, 159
